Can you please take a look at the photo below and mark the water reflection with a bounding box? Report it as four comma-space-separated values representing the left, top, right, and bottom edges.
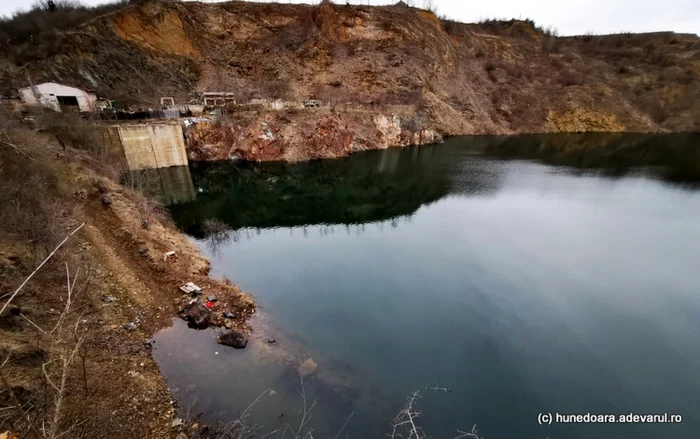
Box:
121, 165, 196, 205
171, 133, 700, 242
169, 143, 506, 237
201, 217, 416, 256
474, 132, 700, 182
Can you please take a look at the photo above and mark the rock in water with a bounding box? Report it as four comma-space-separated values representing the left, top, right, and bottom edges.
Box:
298, 358, 318, 376
182, 302, 210, 329
217, 330, 248, 349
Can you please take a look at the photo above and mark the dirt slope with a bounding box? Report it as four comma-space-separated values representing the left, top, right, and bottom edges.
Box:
2, 0, 699, 159
0, 127, 255, 437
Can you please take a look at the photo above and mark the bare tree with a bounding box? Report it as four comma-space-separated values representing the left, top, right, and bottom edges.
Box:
389, 386, 483, 439
455, 425, 484, 439
1, 262, 89, 438
0, 224, 88, 438
215, 388, 278, 439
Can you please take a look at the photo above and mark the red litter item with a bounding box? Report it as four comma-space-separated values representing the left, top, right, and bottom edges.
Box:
205, 300, 215, 309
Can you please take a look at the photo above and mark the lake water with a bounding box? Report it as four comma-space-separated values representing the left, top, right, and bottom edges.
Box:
156, 135, 700, 439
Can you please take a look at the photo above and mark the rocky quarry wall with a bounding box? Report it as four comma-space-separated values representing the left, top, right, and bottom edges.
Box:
4, 1, 700, 162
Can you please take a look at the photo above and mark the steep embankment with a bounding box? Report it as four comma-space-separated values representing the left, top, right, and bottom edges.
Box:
2, 0, 699, 160
0, 126, 255, 437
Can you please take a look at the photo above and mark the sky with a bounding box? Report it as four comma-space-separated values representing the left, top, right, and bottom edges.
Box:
0, 0, 697, 36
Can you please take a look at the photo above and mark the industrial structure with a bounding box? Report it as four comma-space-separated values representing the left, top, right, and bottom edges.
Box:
19, 82, 97, 112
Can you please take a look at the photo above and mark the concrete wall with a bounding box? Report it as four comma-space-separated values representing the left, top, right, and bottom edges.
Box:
20, 82, 97, 112
178, 104, 204, 115
155, 166, 196, 205
110, 123, 188, 170
100, 126, 129, 169
123, 166, 196, 205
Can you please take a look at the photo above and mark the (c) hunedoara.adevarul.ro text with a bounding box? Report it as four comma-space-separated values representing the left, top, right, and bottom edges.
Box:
538, 412, 683, 425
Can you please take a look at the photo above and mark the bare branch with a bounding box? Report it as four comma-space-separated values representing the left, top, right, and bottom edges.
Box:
48, 341, 82, 439
51, 262, 76, 334
19, 313, 48, 334
216, 388, 276, 439
0, 222, 85, 315
455, 425, 482, 439
1, 348, 14, 369
389, 386, 454, 439
295, 375, 317, 438
0, 138, 36, 161
54, 418, 88, 439
260, 427, 283, 439
42, 361, 60, 393
334, 411, 354, 439
0, 368, 42, 439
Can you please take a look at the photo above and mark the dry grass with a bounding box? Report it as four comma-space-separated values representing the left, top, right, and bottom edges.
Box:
0, 0, 128, 42
0, 0, 129, 63
120, 170, 171, 229
0, 127, 69, 264
558, 69, 584, 86
0, 117, 179, 438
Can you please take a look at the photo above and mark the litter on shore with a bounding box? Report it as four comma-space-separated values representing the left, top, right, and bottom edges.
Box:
180, 282, 202, 295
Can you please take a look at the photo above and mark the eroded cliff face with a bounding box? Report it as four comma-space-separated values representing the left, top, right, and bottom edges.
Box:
185, 109, 442, 162
2, 0, 699, 161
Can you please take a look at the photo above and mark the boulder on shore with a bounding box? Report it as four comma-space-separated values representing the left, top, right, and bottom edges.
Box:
217, 330, 248, 349
182, 301, 210, 329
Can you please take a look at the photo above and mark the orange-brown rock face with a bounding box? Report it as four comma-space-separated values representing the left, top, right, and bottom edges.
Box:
185, 109, 444, 162
3, 0, 699, 161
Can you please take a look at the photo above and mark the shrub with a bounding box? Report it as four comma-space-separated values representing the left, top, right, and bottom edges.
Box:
558, 69, 584, 86
90, 177, 108, 194
442, 19, 460, 35
260, 80, 292, 100
121, 170, 170, 228
487, 69, 499, 82
0, 136, 65, 262
542, 36, 560, 53
0, 0, 128, 46
635, 97, 668, 123
491, 89, 504, 106
549, 56, 564, 70
484, 60, 497, 71
34, 110, 106, 156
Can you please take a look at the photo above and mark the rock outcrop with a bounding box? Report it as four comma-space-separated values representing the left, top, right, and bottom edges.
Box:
2, 1, 699, 161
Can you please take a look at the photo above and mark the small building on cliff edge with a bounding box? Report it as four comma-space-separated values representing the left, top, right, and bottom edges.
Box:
19, 82, 97, 112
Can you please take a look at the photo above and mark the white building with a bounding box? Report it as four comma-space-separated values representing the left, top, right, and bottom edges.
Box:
19, 82, 98, 112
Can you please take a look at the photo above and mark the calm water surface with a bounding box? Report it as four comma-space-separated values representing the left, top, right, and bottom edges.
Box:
155, 135, 700, 439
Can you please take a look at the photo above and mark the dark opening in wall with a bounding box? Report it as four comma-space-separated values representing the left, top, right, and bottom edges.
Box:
57, 95, 79, 110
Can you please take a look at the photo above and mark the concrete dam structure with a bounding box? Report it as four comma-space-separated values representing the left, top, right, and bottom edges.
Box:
102, 122, 188, 170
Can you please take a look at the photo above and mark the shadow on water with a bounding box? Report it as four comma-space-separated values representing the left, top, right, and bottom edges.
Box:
167, 132, 700, 240
469, 132, 700, 185
121, 165, 197, 205
168, 143, 506, 238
